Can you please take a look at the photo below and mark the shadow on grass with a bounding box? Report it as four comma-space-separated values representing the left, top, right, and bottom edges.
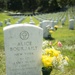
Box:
44, 35, 55, 40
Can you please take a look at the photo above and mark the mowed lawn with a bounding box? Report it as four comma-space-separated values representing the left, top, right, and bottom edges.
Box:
0, 12, 75, 75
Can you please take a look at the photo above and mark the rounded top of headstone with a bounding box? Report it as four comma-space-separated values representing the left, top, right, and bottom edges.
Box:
42, 20, 50, 22
29, 22, 35, 25
69, 19, 74, 21
3, 24, 42, 31
50, 20, 54, 22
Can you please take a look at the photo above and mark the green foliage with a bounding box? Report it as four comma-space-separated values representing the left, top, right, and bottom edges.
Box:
0, 0, 75, 12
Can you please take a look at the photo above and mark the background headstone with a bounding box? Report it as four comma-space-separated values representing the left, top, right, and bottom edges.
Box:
0, 22, 3, 26
40, 20, 50, 38
69, 19, 74, 30
29, 21, 35, 25
50, 20, 55, 30
3, 24, 43, 75
6, 22, 11, 26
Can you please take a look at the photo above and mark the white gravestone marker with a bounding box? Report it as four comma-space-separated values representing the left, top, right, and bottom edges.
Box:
3, 24, 43, 75
40, 20, 50, 38
50, 20, 54, 30
0, 22, 3, 26
69, 19, 74, 30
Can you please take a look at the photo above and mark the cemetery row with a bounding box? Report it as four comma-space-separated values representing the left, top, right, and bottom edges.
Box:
0, 11, 75, 26
0, 11, 75, 39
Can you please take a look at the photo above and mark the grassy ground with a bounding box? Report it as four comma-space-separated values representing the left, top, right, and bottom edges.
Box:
0, 12, 75, 75
50, 14, 75, 75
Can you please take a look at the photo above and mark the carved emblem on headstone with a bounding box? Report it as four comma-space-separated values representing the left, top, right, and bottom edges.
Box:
20, 31, 29, 40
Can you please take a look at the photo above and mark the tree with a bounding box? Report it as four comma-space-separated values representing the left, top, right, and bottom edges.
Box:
0, 0, 5, 11
25, 0, 38, 12
0, 0, 75, 12
8, 0, 22, 11
4, 0, 9, 10
20, 0, 25, 12
49, 0, 60, 12
38, 0, 60, 12
39, 0, 49, 12
57, 0, 68, 8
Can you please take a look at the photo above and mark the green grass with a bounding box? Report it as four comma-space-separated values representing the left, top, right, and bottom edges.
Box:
32, 17, 40, 25
22, 16, 30, 23
0, 13, 11, 21
50, 13, 75, 75
22, 16, 40, 25
0, 13, 20, 27
0, 27, 5, 75
0, 12, 75, 75
10, 17, 20, 24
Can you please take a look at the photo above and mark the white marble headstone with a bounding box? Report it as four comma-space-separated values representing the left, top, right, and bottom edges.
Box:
0, 22, 3, 26
61, 18, 65, 25
6, 22, 11, 26
50, 20, 54, 30
69, 19, 74, 29
29, 21, 35, 25
40, 20, 50, 38
3, 24, 43, 75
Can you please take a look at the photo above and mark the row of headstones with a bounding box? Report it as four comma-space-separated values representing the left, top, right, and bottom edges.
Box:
12, 16, 25, 19
34, 14, 59, 25
68, 12, 75, 30
35, 12, 63, 20
3, 16, 26, 26
4, 18, 11, 26
0, 18, 11, 27
2, 15, 74, 39
61, 16, 66, 25
0, 11, 67, 27
37, 14, 75, 37
34, 15, 58, 38
34, 13, 64, 25
1, 12, 75, 31
5, 16, 36, 25
0, 16, 35, 27
0, 21, 3, 26
29, 16, 35, 25
34, 16, 44, 22
16, 16, 26, 24
38, 12, 65, 21
35, 13, 75, 30
61, 13, 75, 30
